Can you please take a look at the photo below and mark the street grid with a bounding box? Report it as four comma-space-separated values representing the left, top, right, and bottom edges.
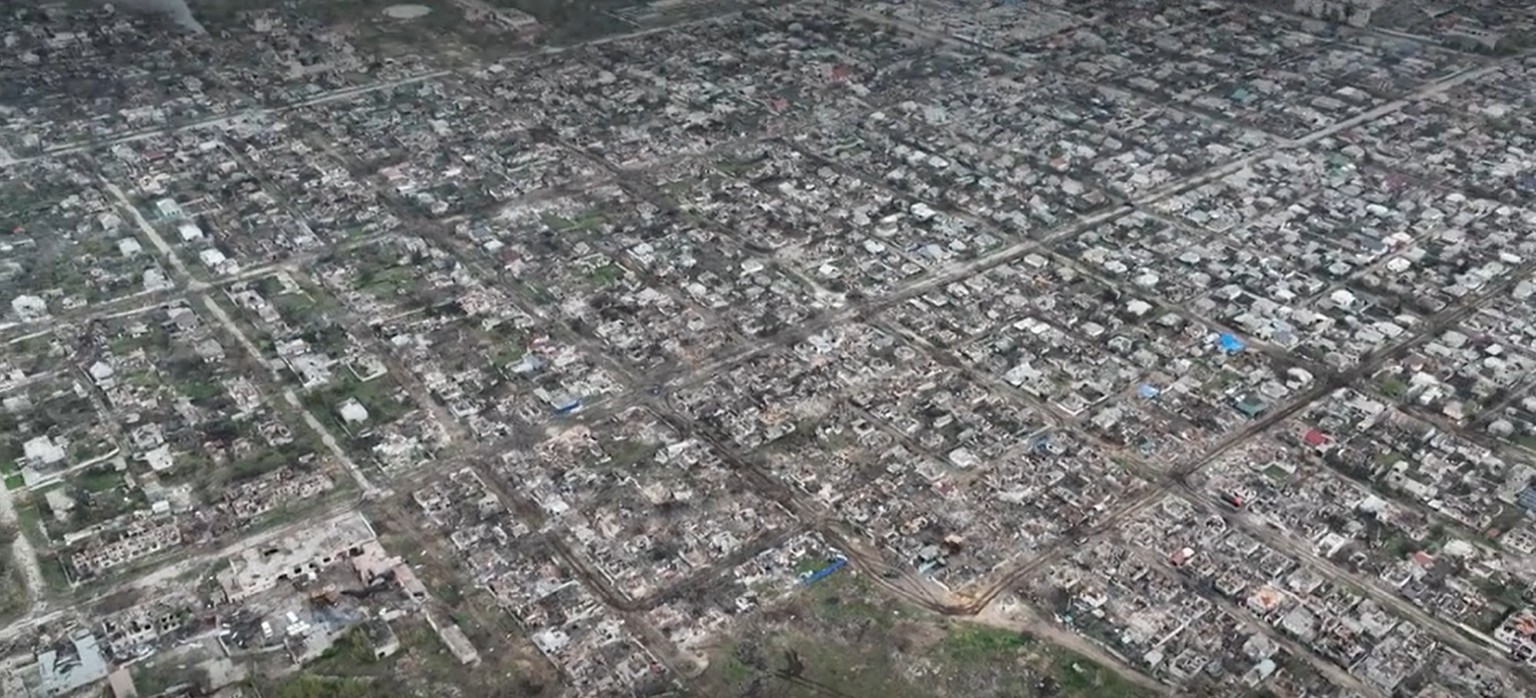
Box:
4, 1, 1536, 696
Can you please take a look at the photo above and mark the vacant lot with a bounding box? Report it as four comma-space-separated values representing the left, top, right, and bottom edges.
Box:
695, 570, 1162, 698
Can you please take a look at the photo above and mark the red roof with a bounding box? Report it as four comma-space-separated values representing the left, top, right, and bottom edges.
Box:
1302, 429, 1328, 447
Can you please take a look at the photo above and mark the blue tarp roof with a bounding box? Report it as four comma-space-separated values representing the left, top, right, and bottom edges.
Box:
1217, 333, 1246, 353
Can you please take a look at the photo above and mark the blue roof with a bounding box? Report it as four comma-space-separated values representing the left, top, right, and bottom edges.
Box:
1520, 486, 1536, 512
1137, 384, 1159, 399
1217, 333, 1246, 353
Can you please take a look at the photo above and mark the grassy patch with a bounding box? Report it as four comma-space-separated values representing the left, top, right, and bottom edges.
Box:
490, 344, 527, 370
571, 209, 608, 230
358, 265, 419, 300
941, 625, 1033, 663
1487, 506, 1527, 539
14, 502, 46, 546
539, 213, 575, 230
1386, 534, 1421, 558
76, 466, 124, 493
807, 573, 888, 625
1049, 648, 1156, 697
307, 627, 381, 676
1512, 432, 1536, 452
721, 654, 753, 683
4, 474, 23, 491
130, 657, 207, 696
1201, 370, 1242, 395
1261, 464, 1292, 482
126, 370, 160, 388
794, 555, 831, 576
303, 372, 411, 434
1480, 576, 1529, 608
587, 264, 625, 286
698, 565, 1160, 698
272, 291, 318, 317
715, 157, 762, 176
602, 438, 658, 467
721, 631, 935, 698
37, 553, 71, 593
270, 675, 378, 698
179, 379, 225, 403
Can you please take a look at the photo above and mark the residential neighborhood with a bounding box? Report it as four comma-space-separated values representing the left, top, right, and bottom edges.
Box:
3, 0, 1536, 696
